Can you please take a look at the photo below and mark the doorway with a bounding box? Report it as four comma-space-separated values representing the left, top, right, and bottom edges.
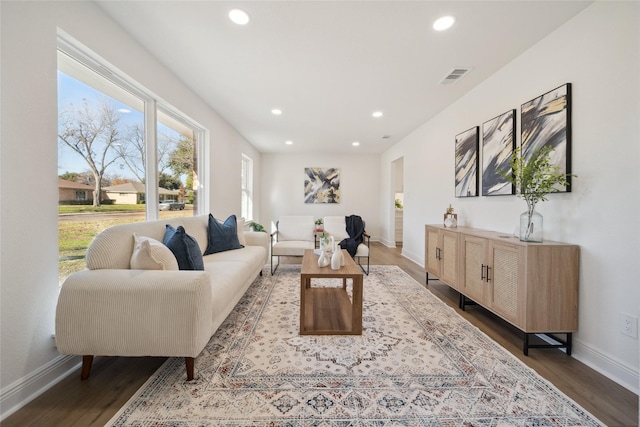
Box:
391, 157, 404, 247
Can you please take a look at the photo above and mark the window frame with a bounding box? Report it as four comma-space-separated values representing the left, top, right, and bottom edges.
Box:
57, 32, 207, 219
241, 154, 253, 221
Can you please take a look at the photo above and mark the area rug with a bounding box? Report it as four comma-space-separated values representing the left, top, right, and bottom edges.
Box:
107, 265, 603, 426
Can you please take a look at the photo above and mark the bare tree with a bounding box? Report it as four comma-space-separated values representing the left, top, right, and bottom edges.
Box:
58, 98, 121, 207
114, 123, 145, 183
114, 124, 179, 183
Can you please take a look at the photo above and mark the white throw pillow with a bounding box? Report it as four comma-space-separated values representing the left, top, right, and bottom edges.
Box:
131, 233, 179, 270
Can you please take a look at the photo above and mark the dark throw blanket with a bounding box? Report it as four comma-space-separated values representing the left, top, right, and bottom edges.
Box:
339, 215, 365, 257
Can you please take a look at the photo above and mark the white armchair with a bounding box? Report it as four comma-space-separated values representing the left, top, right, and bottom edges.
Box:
270, 216, 315, 274
323, 215, 370, 275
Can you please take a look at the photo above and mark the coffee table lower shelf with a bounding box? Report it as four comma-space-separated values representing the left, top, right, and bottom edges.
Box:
301, 287, 358, 335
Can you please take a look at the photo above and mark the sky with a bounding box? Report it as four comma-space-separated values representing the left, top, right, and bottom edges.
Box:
57, 70, 180, 182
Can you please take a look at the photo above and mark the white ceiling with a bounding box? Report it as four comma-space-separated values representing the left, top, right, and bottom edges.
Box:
96, 1, 591, 154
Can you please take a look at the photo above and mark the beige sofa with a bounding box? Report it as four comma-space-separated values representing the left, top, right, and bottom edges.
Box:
55, 214, 269, 381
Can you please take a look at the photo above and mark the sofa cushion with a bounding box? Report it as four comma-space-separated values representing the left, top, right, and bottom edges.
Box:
130, 233, 179, 270
272, 240, 315, 256
163, 225, 204, 271
277, 216, 314, 241
322, 216, 349, 240
205, 214, 244, 255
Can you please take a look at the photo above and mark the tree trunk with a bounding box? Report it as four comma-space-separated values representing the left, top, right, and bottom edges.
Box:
93, 175, 102, 207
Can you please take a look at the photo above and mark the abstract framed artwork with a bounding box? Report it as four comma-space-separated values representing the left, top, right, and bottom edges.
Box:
304, 167, 340, 203
521, 83, 572, 192
455, 126, 479, 197
482, 109, 516, 196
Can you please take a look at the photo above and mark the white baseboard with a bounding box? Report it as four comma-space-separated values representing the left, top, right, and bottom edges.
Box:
378, 237, 396, 247
401, 248, 423, 268
0, 354, 80, 421
571, 338, 639, 395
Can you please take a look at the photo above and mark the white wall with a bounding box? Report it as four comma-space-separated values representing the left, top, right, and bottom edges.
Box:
381, 1, 640, 392
260, 153, 380, 238
0, 1, 260, 417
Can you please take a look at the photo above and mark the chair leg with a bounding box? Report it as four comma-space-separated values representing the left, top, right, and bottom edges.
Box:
271, 255, 280, 275
185, 357, 195, 381
80, 355, 93, 380
357, 256, 370, 275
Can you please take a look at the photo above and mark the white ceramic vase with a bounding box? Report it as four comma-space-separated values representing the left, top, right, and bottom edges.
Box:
318, 250, 330, 267
331, 248, 341, 270
330, 236, 341, 270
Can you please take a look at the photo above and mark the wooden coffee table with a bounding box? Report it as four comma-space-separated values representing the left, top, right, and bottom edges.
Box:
300, 249, 363, 335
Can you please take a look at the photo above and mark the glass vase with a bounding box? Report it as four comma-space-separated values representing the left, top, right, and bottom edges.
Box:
520, 207, 543, 242
319, 236, 330, 252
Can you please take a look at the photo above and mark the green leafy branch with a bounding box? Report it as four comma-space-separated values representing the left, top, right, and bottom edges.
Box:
499, 145, 574, 208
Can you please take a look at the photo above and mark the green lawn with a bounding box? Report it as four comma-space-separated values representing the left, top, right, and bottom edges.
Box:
58, 204, 146, 214
58, 217, 145, 284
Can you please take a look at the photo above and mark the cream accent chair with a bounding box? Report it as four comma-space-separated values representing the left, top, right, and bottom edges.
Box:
270, 216, 315, 274
323, 215, 370, 275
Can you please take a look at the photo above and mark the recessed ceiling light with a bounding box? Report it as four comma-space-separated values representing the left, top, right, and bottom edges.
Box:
271, 109, 282, 115
433, 16, 455, 31
285, 140, 293, 145
372, 111, 383, 118
352, 141, 360, 146
229, 9, 250, 25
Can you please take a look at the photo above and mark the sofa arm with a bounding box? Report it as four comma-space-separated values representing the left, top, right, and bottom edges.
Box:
244, 231, 270, 264
55, 269, 212, 358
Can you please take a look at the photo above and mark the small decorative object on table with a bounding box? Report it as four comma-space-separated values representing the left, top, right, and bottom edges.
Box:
317, 249, 330, 267
500, 146, 575, 242
314, 218, 324, 232
317, 232, 331, 267
318, 232, 330, 251
443, 204, 458, 228
330, 236, 342, 270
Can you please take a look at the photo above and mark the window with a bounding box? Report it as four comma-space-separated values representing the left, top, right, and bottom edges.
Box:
241, 154, 253, 220
57, 35, 206, 286
157, 106, 201, 220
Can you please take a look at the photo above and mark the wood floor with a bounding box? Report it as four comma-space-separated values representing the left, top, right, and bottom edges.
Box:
4, 242, 637, 426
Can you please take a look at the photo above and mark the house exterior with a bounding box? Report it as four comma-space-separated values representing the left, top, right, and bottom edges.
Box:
0, 0, 638, 420
102, 182, 180, 205
57, 178, 96, 204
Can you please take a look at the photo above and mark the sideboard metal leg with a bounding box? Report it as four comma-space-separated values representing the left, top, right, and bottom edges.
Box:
523, 332, 572, 356
425, 272, 440, 285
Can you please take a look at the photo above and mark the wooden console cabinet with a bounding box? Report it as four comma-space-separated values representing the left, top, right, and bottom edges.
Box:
425, 226, 459, 288
425, 225, 579, 355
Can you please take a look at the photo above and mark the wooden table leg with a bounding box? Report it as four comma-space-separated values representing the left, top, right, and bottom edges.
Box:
300, 275, 306, 334
352, 275, 363, 334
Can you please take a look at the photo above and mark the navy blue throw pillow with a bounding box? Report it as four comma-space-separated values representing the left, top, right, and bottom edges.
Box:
163, 225, 204, 271
204, 214, 244, 255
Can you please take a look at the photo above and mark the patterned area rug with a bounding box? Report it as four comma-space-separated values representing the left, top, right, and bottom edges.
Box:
107, 265, 603, 426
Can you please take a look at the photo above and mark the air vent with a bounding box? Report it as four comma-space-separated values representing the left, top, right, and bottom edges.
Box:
439, 68, 471, 85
